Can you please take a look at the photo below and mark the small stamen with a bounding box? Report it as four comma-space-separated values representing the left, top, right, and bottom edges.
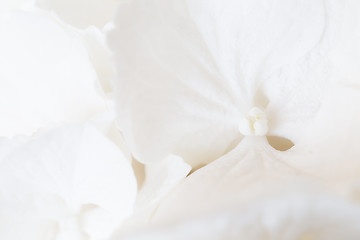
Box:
238, 107, 268, 136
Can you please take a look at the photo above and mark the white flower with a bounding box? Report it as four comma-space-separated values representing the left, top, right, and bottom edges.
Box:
108, 0, 360, 183
107, 0, 360, 236
0, 124, 137, 240
1, 0, 359, 239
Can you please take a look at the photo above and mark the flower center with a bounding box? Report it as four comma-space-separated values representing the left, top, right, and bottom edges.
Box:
238, 107, 268, 136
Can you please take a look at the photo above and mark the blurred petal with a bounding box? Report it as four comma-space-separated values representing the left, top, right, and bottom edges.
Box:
82, 26, 115, 95
120, 193, 360, 240
0, 0, 35, 12
0, 124, 137, 240
0, 11, 107, 137
35, 0, 122, 28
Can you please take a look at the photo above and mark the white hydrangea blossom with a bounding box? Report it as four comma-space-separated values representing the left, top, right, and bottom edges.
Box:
108, 0, 360, 238
1, 0, 360, 239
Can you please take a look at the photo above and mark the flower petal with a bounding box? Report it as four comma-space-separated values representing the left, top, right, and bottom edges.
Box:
109, 0, 342, 168
117, 155, 191, 235
149, 137, 315, 223
35, 0, 121, 28
0, 11, 107, 137
120, 193, 360, 240
0, 0, 34, 12
0, 124, 137, 240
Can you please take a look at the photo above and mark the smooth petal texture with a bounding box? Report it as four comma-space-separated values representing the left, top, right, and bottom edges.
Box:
268, 2, 360, 181
0, 124, 137, 240
141, 132, 360, 233
82, 26, 115, 95
284, 84, 360, 184
140, 86, 360, 237
87, 109, 133, 161
327, 0, 360, 87
149, 137, 318, 224
137, 156, 191, 206
0, 0, 34, 12
119, 193, 360, 240
148, 130, 360, 226
115, 155, 191, 236
0, 11, 107, 137
109, 0, 346, 168
35, 0, 121, 28
135, 155, 191, 210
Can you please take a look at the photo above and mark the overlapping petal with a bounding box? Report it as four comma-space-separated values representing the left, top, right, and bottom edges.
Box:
148, 137, 313, 223
108, 0, 351, 169
120, 193, 360, 240
0, 11, 107, 137
116, 155, 191, 235
0, 124, 137, 240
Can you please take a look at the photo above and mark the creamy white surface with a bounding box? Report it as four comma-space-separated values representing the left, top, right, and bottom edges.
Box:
0, 124, 137, 240
0, 11, 107, 137
108, 0, 360, 238
108, 0, 353, 169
